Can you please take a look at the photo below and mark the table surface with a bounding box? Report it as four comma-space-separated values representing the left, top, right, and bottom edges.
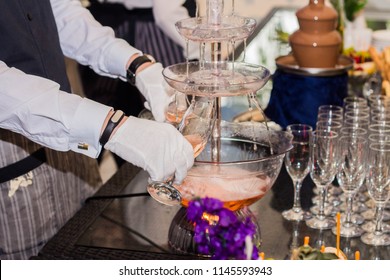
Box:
36, 7, 390, 260
37, 162, 390, 260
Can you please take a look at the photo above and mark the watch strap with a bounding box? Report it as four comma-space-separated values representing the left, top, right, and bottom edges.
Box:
99, 110, 125, 147
127, 55, 154, 85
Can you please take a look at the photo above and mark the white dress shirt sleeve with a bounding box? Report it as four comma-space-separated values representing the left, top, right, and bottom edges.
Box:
50, 0, 141, 79
0, 61, 112, 158
0, 0, 146, 158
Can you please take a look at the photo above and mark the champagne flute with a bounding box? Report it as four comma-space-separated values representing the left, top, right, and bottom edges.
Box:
282, 124, 312, 221
332, 134, 367, 237
361, 142, 390, 246
147, 96, 216, 206
372, 114, 390, 125
343, 96, 367, 107
178, 97, 216, 158
310, 119, 342, 215
361, 133, 390, 231
368, 94, 390, 108
318, 104, 343, 117
306, 129, 339, 230
165, 91, 189, 126
344, 103, 370, 115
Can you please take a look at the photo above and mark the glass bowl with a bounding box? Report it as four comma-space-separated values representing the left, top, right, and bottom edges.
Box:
162, 61, 271, 97
175, 15, 256, 42
174, 121, 293, 211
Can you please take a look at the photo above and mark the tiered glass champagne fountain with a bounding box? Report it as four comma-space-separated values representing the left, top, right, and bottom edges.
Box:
149, 0, 293, 255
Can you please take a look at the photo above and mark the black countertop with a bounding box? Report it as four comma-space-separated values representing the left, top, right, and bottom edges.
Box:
36, 161, 390, 260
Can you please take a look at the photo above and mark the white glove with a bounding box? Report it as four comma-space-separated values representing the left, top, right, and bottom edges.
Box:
105, 116, 194, 184
135, 63, 174, 122
186, 40, 200, 61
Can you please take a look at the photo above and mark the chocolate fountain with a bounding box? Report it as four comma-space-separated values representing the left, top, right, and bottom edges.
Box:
150, 0, 293, 255
289, 0, 342, 68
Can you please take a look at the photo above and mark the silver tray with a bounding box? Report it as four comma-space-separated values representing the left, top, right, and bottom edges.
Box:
275, 54, 354, 77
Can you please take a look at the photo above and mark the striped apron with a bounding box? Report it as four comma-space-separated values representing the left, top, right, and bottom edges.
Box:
0, 0, 102, 259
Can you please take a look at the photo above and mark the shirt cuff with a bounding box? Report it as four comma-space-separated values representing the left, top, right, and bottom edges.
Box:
69, 98, 113, 157
104, 39, 141, 79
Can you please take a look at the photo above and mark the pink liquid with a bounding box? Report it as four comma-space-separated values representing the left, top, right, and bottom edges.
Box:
165, 109, 186, 125
176, 165, 272, 211
184, 134, 206, 158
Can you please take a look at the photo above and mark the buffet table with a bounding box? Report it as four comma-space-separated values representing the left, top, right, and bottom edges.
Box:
35, 161, 390, 260
36, 6, 390, 260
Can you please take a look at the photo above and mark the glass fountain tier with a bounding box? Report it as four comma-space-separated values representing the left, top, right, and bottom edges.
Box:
174, 121, 293, 211
154, 0, 293, 257
163, 61, 271, 96
175, 15, 256, 42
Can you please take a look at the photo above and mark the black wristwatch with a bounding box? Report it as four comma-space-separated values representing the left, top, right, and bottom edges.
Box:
99, 110, 125, 147
126, 54, 155, 85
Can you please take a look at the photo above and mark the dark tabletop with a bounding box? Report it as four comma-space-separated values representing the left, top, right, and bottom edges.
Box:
35, 161, 390, 260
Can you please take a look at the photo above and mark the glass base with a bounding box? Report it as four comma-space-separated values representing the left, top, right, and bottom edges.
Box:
338, 201, 368, 213
341, 213, 365, 225
147, 182, 181, 206
361, 221, 390, 233
312, 195, 342, 207
282, 208, 312, 221
361, 209, 390, 221
361, 232, 390, 246
168, 207, 261, 256
310, 204, 337, 217
306, 216, 335, 230
332, 223, 364, 238
313, 184, 342, 196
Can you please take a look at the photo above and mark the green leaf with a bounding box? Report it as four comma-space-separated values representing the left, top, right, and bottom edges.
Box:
344, 0, 368, 21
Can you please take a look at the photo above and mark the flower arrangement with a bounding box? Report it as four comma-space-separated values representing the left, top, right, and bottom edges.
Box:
187, 197, 259, 260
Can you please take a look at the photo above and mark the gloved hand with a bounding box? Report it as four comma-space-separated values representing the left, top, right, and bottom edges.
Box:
104, 116, 194, 184
135, 63, 174, 122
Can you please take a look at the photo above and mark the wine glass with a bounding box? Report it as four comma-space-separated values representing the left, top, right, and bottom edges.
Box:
371, 114, 390, 125
361, 133, 390, 232
177, 97, 216, 158
318, 104, 344, 117
316, 119, 342, 134
306, 129, 339, 229
344, 103, 370, 115
368, 94, 390, 108
339, 127, 370, 222
310, 119, 342, 215
361, 142, 390, 246
368, 124, 390, 137
147, 96, 216, 206
343, 96, 367, 107
165, 91, 189, 127
370, 107, 389, 124
332, 134, 367, 237
282, 124, 312, 221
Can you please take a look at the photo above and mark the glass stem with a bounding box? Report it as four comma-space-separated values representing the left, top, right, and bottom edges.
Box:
289, 222, 299, 253
345, 194, 354, 227
317, 186, 327, 220
292, 180, 303, 213
374, 204, 385, 235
